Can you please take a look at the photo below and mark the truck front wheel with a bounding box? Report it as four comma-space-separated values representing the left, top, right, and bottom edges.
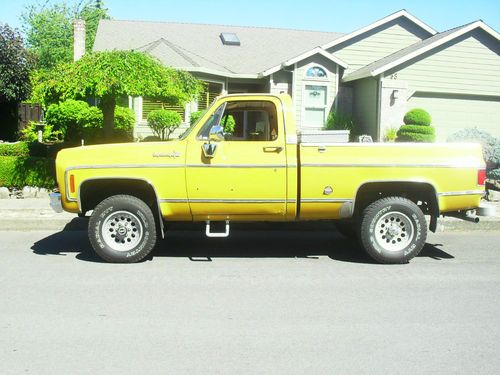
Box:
88, 195, 157, 263
359, 196, 427, 264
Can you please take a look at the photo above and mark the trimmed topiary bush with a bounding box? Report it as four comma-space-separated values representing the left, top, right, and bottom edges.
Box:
403, 108, 432, 126
147, 110, 182, 140
396, 108, 436, 143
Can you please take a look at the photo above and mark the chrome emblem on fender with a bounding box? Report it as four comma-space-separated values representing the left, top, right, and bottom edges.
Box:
323, 186, 333, 195
152, 151, 181, 158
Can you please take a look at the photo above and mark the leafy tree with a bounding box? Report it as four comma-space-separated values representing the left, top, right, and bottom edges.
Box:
34, 50, 202, 139
0, 24, 32, 103
21, 1, 109, 70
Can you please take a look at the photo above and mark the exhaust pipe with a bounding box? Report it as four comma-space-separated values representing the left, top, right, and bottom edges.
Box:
443, 210, 480, 223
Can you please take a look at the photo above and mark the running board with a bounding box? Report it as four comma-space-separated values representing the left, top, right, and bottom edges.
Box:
205, 220, 230, 238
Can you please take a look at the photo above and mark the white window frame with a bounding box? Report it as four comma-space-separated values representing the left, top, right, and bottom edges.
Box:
302, 63, 330, 129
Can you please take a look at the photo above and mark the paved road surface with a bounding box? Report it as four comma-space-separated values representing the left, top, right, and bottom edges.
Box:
1, 224, 499, 375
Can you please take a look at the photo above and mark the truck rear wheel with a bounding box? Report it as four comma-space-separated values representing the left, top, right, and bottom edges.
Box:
88, 195, 157, 263
359, 196, 427, 264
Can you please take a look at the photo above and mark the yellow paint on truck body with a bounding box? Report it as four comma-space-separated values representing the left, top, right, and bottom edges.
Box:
55, 94, 485, 221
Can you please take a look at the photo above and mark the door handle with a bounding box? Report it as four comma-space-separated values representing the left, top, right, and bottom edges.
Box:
263, 146, 283, 153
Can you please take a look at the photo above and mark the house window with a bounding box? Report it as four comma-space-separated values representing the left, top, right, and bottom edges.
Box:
303, 85, 328, 128
305, 66, 327, 79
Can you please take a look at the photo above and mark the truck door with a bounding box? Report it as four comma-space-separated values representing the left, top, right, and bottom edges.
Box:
185, 97, 287, 219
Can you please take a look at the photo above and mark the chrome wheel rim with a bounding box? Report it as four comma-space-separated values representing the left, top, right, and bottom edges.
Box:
101, 210, 143, 252
374, 211, 414, 252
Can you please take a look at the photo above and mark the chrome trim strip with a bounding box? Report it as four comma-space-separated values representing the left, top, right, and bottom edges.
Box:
301, 163, 483, 168
160, 198, 292, 204
438, 190, 485, 197
64, 164, 185, 202
185, 164, 287, 168
301, 198, 353, 203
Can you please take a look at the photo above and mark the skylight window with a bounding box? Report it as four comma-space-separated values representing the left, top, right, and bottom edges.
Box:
220, 32, 240, 46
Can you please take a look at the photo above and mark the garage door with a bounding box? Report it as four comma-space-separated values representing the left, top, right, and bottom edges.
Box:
408, 92, 500, 140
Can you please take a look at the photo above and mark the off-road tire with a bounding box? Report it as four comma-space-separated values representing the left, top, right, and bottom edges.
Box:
359, 196, 427, 264
88, 195, 157, 263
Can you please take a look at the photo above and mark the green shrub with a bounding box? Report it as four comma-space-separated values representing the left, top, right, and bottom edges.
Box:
0, 156, 55, 188
190, 110, 204, 126
20, 123, 63, 143
147, 110, 182, 140
0, 142, 30, 157
222, 114, 235, 134
397, 125, 436, 135
403, 108, 431, 126
45, 100, 94, 141
447, 127, 500, 165
325, 111, 355, 131
396, 131, 436, 142
383, 128, 398, 142
488, 168, 500, 180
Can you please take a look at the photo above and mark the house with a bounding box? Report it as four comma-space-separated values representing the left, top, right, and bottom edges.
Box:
89, 10, 500, 141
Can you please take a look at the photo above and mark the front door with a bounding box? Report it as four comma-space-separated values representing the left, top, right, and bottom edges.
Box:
185, 97, 287, 219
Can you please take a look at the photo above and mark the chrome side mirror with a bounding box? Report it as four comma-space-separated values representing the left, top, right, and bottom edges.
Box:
203, 125, 224, 158
202, 143, 217, 158
209, 125, 224, 142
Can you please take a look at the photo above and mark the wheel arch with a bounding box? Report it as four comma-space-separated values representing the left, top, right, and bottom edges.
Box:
353, 180, 439, 231
78, 177, 165, 237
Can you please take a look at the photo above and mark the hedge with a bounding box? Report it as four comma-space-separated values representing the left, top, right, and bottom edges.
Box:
0, 156, 56, 188
0, 142, 30, 157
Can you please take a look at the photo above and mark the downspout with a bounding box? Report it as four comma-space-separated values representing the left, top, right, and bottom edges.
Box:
376, 75, 382, 141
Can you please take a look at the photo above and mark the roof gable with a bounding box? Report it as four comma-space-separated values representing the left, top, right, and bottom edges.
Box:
321, 10, 436, 50
343, 21, 500, 82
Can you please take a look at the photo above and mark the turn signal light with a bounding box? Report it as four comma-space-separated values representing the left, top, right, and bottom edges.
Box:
70, 174, 75, 193
477, 169, 486, 186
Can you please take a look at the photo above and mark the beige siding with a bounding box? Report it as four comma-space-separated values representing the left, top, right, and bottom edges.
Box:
352, 78, 379, 138
408, 93, 500, 140
388, 30, 500, 96
329, 18, 430, 74
294, 55, 339, 130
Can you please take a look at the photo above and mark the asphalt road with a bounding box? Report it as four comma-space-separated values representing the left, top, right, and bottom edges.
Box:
1, 224, 499, 375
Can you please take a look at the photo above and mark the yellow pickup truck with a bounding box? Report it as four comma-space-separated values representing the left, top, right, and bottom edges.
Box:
52, 94, 486, 264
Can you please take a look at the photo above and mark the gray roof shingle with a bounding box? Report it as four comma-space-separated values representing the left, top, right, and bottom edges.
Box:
93, 19, 344, 76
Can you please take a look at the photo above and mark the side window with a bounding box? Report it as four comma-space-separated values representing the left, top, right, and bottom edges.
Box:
223, 101, 278, 141
197, 100, 279, 141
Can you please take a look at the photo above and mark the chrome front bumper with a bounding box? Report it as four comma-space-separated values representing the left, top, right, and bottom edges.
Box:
49, 192, 63, 213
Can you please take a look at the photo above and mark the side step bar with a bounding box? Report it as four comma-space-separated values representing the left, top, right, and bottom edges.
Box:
205, 220, 230, 238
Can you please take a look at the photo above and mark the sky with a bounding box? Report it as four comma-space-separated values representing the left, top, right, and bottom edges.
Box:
1, 0, 499, 33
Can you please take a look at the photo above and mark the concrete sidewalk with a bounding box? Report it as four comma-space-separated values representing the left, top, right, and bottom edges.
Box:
0, 198, 499, 232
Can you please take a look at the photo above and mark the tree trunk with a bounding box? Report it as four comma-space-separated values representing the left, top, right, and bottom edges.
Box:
101, 96, 116, 141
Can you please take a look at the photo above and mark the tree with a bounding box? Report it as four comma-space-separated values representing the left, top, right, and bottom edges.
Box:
21, 1, 109, 70
0, 24, 32, 103
34, 50, 202, 139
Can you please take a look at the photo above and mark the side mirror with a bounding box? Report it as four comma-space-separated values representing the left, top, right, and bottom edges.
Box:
209, 125, 224, 142
202, 125, 224, 158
